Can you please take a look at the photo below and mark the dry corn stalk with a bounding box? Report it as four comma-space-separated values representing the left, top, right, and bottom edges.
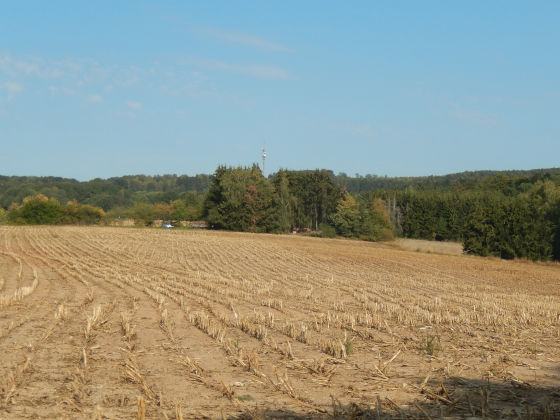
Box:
122, 351, 156, 401
137, 396, 146, 420
175, 404, 183, 420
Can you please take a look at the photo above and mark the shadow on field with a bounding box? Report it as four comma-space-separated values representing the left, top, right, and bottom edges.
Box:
232, 374, 560, 419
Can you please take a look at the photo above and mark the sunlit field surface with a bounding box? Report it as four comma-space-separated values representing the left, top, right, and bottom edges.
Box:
0, 226, 558, 419
394, 238, 464, 256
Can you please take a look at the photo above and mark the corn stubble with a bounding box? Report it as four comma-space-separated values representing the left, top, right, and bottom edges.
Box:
0, 226, 558, 419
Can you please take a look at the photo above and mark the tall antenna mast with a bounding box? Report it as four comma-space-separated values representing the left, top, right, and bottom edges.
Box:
261, 145, 267, 177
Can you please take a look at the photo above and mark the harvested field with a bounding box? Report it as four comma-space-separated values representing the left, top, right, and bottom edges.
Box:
0, 226, 559, 419
393, 238, 464, 256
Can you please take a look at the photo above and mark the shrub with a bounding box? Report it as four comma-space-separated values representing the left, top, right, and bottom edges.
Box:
7, 195, 63, 225
62, 201, 106, 225
318, 223, 336, 238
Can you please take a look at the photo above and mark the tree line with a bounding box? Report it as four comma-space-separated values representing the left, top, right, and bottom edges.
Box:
201, 166, 393, 241
0, 174, 210, 210
1, 167, 559, 261
369, 175, 560, 260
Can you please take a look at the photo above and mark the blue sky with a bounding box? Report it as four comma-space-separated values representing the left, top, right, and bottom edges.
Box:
1, 1, 558, 180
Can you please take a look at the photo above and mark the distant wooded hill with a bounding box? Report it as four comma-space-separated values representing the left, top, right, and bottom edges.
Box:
0, 174, 211, 210
2, 168, 559, 211
335, 168, 560, 193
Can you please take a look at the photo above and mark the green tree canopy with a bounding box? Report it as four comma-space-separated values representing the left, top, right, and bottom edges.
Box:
7, 195, 63, 225
204, 165, 279, 233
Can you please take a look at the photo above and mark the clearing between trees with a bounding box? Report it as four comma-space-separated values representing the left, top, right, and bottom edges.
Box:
0, 226, 558, 419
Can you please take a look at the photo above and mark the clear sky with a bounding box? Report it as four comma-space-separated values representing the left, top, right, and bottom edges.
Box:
1, 1, 558, 181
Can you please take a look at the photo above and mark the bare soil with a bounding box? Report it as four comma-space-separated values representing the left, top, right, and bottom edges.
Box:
0, 226, 558, 419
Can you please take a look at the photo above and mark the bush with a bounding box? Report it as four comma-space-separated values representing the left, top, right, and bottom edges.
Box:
62, 201, 105, 225
318, 223, 336, 238
130, 202, 157, 226
6, 195, 106, 225
7, 195, 63, 225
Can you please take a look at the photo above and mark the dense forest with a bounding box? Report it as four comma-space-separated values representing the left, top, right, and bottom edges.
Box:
335, 168, 560, 193
1, 168, 559, 261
